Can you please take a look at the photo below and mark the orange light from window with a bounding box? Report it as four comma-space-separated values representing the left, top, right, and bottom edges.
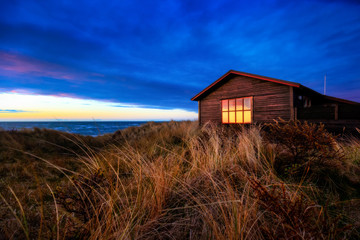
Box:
222, 112, 228, 123
229, 111, 235, 123
244, 98, 251, 110
244, 111, 251, 123
236, 111, 243, 123
229, 99, 235, 111
222, 97, 252, 124
222, 100, 228, 111
236, 99, 243, 110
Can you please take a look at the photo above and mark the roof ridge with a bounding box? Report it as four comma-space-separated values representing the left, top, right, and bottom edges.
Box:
191, 70, 300, 101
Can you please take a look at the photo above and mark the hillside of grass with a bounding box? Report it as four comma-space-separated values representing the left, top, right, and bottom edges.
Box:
0, 121, 360, 239
0, 128, 111, 239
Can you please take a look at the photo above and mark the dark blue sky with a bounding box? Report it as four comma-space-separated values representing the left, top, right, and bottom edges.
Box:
1, 0, 360, 112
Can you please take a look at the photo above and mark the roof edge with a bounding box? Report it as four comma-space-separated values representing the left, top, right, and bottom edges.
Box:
191, 70, 301, 101
324, 95, 360, 105
299, 85, 360, 105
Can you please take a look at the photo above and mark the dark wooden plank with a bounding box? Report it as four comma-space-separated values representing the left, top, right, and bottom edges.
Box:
297, 106, 335, 120
338, 105, 360, 120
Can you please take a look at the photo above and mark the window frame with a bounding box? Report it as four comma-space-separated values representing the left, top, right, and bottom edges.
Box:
221, 97, 253, 124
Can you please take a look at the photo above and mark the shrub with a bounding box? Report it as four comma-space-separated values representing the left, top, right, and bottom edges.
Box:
248, 177, 351, 239
266, 120, 341, 175
265, 119, 339, 163
265, 119, 360, 200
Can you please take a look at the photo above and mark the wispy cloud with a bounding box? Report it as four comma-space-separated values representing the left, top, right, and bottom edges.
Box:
0, 109, 29, 113
0, 51, 77, 80
0, 51, 105, 84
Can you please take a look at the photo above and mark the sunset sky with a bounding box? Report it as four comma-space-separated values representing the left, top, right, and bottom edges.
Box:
1, 0, 360, 121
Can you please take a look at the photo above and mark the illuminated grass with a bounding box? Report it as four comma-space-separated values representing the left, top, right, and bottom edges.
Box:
0, 121, 359, 239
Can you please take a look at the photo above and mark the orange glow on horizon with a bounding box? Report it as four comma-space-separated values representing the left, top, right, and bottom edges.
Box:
0, 92, 197, 121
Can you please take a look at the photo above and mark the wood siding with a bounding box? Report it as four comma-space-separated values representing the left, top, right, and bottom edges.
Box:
199, 76, 291, 125
338, 105, 360, 120
297, 105, 335, 120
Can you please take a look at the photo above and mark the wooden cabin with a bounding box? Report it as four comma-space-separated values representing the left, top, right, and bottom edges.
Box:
191, 70, 360, 130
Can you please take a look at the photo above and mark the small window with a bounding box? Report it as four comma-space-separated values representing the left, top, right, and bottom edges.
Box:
303, 97, 311, 108
222, 100, 228, 111
222, 97, 252, 124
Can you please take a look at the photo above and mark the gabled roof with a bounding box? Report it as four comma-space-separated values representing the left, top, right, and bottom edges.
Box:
191, 70, 301, 101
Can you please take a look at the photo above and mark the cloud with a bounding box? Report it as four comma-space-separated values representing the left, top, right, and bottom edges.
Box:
0, 51, 106, 84
0, 0, 359, 113
0, 109, 29, 113
0, 51, 74, 80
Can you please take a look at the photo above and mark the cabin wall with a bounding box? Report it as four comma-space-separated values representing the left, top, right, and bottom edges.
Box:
338, 105, 360, 120
294, 88, 360, 121
297, 104, 360, 120
297, 105, 335, 120
199, 76, 291, 125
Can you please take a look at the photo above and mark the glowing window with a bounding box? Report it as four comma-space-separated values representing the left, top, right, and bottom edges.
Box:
222, 112, 228, 123
236, 99, 243, 110
236, 111, 243, 123
222, 100, 228, 111
221, 97, 252, 124
229, 112, 236, 123
229, 99, 236, 111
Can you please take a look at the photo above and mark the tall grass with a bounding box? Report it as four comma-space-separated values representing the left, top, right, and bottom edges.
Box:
1, 121, 359, 239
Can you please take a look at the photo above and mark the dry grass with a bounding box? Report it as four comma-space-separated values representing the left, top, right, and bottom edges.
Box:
0, 128, 110, 239
1, 121, 359, 239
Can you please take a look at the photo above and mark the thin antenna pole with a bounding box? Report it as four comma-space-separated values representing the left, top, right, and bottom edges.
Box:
324, 74, 326, 95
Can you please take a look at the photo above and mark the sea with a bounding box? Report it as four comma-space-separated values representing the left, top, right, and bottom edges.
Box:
0, 121, 151, 136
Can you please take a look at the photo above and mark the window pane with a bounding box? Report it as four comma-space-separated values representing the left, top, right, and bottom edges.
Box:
229, 99, 235, 111
236, 99, 243, 110
222, 100, 228, 111
244, 98, 251, 110
222, 112, 228, 123
229, 112, 235, 123
244, 111, 251, 123
236, 111, 243, 123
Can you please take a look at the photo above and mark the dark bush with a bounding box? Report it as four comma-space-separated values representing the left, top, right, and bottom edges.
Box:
248, 177, 351, 239
265, 119, 354, 192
